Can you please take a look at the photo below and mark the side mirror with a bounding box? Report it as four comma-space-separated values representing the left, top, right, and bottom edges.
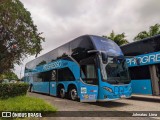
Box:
101, 52, 108, 64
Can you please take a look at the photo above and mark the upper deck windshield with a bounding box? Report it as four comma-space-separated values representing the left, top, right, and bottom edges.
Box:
90, 36, 123, 56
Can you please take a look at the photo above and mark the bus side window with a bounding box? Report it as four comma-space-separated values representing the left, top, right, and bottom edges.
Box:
129, 66, 150, 80
34, 73, 43, 82
42, 71, 51, 82
58, 68, 75, 81
81, 64, 98, 85
81, 65, 97, 79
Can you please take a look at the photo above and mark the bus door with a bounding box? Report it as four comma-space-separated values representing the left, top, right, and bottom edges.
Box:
49, 70, 57, 96
79, 57, 98, 102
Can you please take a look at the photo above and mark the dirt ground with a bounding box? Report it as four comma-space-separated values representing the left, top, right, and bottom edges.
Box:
28, 92, 160, 120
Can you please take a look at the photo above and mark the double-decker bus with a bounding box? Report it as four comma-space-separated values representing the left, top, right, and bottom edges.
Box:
24, 35, 132, 102
121, 34, 160, 96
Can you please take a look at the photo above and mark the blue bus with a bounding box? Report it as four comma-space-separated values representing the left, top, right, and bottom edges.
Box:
121, 34, 160, 96
24, 35, 132, 102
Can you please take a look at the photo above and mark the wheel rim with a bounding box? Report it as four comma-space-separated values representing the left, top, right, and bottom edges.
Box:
71, 89, 77, 100
60, 88, 65, 98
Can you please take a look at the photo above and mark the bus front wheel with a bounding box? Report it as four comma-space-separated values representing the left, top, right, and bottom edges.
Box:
69, 88, 78, 101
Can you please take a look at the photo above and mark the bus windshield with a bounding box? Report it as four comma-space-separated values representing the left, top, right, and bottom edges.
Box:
91, 36, 123, 56
102, 57, 130, 84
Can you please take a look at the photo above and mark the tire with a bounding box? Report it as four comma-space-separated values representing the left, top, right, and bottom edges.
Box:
59, 87, 65, 98
69, 87, 78, 101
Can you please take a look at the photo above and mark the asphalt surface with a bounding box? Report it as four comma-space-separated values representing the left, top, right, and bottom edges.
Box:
28, 92, 160, 120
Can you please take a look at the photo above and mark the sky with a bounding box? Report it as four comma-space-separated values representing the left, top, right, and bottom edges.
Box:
15, 0, 160, 78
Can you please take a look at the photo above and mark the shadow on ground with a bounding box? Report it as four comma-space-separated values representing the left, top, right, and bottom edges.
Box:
87, 101, 130, 108
128, 96, 160, 103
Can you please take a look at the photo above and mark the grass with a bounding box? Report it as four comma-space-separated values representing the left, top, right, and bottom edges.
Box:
0, 95, 57, 112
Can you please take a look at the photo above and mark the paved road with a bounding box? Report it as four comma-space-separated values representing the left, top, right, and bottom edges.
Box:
28, 92, 160, 120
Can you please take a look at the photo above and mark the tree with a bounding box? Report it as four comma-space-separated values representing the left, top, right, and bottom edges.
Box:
36, 60, 47, 67
0, 71, 18, 81
103, 31, 129, 46
134, 23, 160, 41
0, 0, 45, 74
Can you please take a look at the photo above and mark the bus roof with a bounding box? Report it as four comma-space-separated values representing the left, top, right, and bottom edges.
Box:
120, 34, 160, 56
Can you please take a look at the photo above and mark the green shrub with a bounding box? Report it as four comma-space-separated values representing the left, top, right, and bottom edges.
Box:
0, 96, 57, 111
0, 83, 29, 99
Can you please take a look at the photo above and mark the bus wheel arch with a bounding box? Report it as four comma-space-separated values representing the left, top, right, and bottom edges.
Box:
57, 84, 65, 98
68, 84, 78, 101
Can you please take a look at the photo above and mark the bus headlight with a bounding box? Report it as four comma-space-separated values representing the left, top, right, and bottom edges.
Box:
103, 87, 113, 93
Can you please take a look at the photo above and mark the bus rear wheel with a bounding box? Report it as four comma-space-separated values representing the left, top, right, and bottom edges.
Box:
69, 88, 78, 101
59, 87, 65, 98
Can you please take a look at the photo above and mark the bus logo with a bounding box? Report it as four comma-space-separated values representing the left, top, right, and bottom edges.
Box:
43, 61, 62, 71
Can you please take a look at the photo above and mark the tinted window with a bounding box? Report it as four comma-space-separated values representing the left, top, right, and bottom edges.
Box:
58, 68, 75, 81
33, 70, 56, 82
42, 71, 52, 81
81, 65, 97, 79
80, 55, 98, 85
129, 65, 150, 80
91, 36, 123, 56
33, 73, 43, 82
81, 64, 98, 85
25, 35, 94, 70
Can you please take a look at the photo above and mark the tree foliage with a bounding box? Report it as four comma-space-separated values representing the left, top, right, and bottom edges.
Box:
103, 31, 129, 46
0, 0, 44, 74
36, 60, 47, 67
0, 71, 18, 81
134, 23, 160, 41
